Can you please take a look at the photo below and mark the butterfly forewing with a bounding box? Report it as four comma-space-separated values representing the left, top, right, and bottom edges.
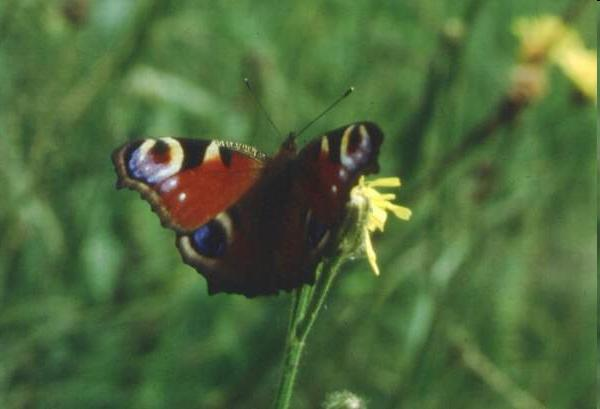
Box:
112, 138, 267, 232
296, 121, 383, 224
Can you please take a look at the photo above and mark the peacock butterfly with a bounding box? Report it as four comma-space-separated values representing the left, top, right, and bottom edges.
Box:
112, 122, 383, 297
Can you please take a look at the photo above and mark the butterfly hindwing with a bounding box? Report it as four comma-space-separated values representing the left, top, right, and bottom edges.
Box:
176, 143, 304, 296
112, 137, 267, 232
173, 122, 384, 297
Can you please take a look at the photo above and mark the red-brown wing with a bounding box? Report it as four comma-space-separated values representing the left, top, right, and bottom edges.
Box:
295, 122, 383, 224
112, 137, 267, 232
174, 122, 384, 297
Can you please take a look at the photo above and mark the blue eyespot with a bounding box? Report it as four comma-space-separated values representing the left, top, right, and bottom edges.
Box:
307, 215, 328, 249
191, 220, 227, 258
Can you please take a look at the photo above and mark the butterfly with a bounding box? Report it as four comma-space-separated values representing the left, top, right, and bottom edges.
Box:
112, 122, 383, 297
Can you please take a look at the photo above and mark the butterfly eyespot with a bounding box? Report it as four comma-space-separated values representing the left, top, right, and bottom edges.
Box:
340, 125, 372, 171
191, 220, 228, 258
127, 138, 184, 184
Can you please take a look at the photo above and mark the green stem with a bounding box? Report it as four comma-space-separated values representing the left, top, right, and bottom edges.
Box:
272, 330, 304, 409
273, 285, 312, 409
272, 257, 346, 409
296, 257, 344, 338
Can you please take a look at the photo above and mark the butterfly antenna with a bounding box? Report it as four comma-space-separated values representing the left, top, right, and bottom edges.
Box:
243, 78, 282, 138
297, 86, 354, 138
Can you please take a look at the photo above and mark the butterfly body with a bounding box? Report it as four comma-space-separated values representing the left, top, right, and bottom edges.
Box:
112, 122, 383, 297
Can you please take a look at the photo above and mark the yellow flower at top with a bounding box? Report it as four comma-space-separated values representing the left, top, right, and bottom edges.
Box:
553, 35, 597, 102
512, 15, 569, 63
512, 15, 597, 102
350, 176, 411, 276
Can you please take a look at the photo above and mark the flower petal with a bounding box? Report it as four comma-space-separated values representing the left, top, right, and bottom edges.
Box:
386, 204, 412, 220
553, 41, 597, 101
363, 228, 380, 276
377, 193, 397, 201
365, 177, 401, 188
368, 205, 388, 231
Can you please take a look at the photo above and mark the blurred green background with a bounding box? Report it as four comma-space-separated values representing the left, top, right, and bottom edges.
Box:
0, 0, 595, 408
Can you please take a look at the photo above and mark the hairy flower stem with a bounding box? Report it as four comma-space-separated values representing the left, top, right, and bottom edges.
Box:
272, 256, 345, 409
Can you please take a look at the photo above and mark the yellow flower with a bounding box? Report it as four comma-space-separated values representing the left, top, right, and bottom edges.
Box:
553, 37, 597, 102
512, 15, 597, 103
512, 15, 569, 64
350, 176, 411, 276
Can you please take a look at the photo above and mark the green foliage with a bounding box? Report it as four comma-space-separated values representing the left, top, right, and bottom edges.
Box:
0, 0, 594, 408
